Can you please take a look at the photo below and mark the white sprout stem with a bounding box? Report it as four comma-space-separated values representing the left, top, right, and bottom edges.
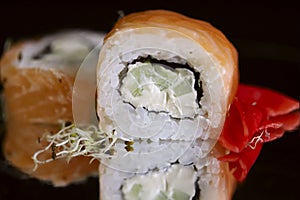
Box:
32, 121, 131, 171
32, 132, 59, 169
103, 137, 118, 153
54, 139, 70, 147
67, 137, 89, 152
90, 138, 107, 146
248, 131, 264, 150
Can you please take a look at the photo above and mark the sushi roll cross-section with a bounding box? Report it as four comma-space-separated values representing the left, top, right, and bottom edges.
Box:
0, 30, 105, 186
96, 10, 238, 200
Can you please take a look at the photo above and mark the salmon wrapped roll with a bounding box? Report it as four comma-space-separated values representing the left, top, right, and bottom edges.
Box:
0, 30, 104, 186
96, 10, 238, 200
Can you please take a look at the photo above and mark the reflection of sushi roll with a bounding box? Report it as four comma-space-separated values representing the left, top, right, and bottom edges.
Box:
97, 10, 237, 199
0, 31, 104, 186
100, 144, 236, 200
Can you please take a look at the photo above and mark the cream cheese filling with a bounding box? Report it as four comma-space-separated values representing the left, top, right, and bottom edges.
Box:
18, 31, 103, 76
31, 36, 91, 64
122, 165, 197, 200
120, 62, 199, 119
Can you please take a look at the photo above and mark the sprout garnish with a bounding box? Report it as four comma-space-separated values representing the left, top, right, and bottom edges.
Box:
32, 120, 132, 171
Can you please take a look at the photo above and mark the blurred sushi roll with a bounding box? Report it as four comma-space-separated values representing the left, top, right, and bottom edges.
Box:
0, 30, 105, 186
97, 10, 237, 199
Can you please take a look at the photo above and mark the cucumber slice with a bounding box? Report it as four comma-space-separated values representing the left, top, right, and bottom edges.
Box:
120, 61, 199, 118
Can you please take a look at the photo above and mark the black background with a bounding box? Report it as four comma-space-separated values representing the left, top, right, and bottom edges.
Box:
0, 0, 299, 200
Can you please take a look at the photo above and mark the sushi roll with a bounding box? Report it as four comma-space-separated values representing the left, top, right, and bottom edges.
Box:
96, 10, 238, 199
0, 30, 105, 186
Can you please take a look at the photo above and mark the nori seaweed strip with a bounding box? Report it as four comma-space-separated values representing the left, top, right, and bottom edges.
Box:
32, 45, 52, 60
192, 177, 201, 200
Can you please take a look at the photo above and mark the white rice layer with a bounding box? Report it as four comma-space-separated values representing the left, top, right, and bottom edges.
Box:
100, 155, 222, 200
